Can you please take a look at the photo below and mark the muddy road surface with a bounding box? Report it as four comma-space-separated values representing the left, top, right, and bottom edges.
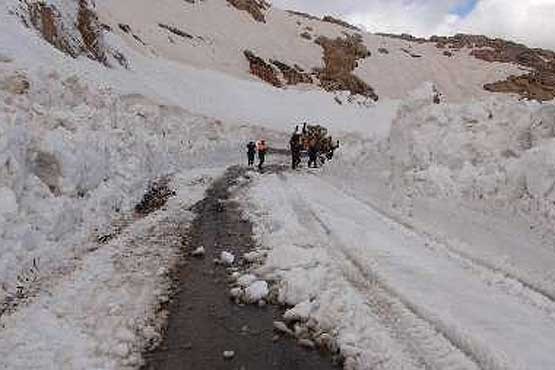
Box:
143, 164, 338, 370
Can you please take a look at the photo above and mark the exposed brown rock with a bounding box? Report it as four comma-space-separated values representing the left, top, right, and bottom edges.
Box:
244, 50, 282, 87
286, 10, 320, 21
432, 34, 555, 101
30, 150, 62, 196
378, 48, 389, 54
484, 72, 555, 101
314, 34, 378, 100
300, 31, 312, 40
380, 32, 555, 101
26, 2, 75, 57
270, 60, 312, 85
401, 48, 422, 58
77, 0, 107, 64
118, 23, 146, 45
227, 0, 269, 23
22, 0, 122, 67
321, 16, 361, 31
158, 23, 193, 39
376, 33, 428, 44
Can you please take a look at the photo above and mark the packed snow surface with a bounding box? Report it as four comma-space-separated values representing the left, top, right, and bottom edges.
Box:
1, 0, 555, 369
241, 170, 555, 369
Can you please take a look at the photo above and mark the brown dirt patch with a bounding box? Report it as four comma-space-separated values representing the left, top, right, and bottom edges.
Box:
314, 34, 378, 100
227, 0, 269, 23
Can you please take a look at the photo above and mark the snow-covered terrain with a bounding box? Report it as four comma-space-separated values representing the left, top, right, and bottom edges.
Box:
238, 86, 555, 369
1, 0, 555, 368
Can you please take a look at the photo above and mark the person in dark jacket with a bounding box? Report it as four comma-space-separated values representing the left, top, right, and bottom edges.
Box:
290, 127, 302, 169
246, 141, 256, 167
307, 139, 319, 168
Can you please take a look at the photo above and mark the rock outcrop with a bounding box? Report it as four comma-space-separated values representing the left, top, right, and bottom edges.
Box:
244, 50, 282, 87
431, 34, 555, 101
314, 34, 378, 100
19, 0, 127, 68
378, 32, 555, 101
321, 16, 361, 31
23, 0, 106, 64
269, 60, 312, 85
227, 0, 269, 23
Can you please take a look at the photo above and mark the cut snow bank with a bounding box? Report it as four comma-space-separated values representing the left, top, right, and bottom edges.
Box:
0, 65, 247, 303
0, 169, 222, 369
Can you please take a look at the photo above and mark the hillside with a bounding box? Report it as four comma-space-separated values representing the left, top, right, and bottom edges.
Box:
1, 1, 555, 369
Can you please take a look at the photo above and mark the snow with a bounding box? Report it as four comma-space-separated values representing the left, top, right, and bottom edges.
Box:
1, 0, 555, 368
244, 280, 269, 303
191, 246, 206, 257
0, 168, 223, 369
241, 171, 555, 369
237, 273, 258, 288
220, 251, 236, 265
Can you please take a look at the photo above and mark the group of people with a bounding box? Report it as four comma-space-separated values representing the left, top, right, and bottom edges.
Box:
246, 140, 268, 170
290, 123, 339, 170
245, 123, 339, 171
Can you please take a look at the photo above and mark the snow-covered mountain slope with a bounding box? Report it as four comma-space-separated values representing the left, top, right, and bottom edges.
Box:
94, 0, 522, 102
1, 0, 555, 369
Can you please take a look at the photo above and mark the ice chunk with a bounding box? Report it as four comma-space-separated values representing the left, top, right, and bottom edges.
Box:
191, 246, 205, 257
237, 274, 258, 287
220, 251, 235, 265
245, 280, 268, 303
283, 300, 313, 323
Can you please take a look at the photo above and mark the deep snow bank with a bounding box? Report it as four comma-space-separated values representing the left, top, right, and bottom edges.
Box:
0, 63, 250, 309
329, 84, 555, 233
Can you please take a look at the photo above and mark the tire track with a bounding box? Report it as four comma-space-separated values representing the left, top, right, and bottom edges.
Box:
283, 178, 484, 370
320, 178, 555, 315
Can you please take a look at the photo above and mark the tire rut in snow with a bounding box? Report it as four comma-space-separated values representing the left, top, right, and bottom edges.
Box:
286, 181, 483, 370
318, 176, 555, 311
142, 165, 337, 370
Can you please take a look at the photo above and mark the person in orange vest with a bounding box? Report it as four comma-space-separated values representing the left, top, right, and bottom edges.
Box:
256, 139, 268, 170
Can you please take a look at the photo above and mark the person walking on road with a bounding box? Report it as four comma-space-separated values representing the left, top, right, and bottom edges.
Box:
290, 127, 302, 169
307, 138, 319, 168
257, 139, 268, 170
246, 141, 256, 167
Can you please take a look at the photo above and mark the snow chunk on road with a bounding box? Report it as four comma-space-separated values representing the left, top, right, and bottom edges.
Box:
220, 251, 235, 266
191, 246, 206, 258
237, 274, 258, 287
244, 281, 269, 303
284, 300, 313, 323
243, 250, 264, 263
